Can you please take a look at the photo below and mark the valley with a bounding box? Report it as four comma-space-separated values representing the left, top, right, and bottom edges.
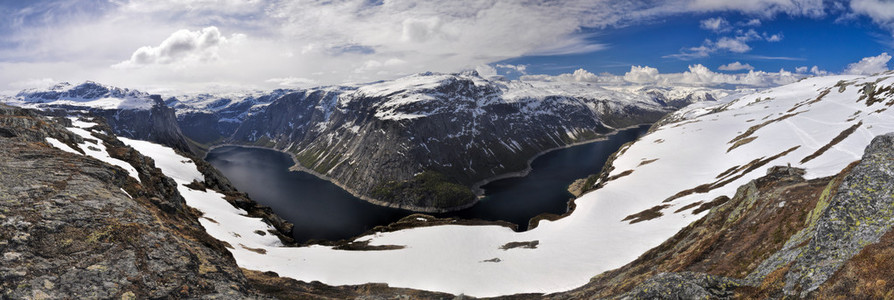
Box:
205, 124, 650, 243
3, 68, 894, 299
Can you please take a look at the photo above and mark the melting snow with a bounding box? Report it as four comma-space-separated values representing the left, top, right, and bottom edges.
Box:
97, 73, 894, 297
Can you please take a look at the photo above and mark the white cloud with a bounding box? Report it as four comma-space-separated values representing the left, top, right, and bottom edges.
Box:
624, 65, 661, 83
718, 61, 755, 71
265, 77, 317, 87
743, 18, 762, 26
522, 64, 803, 88
475, 65, 499, 78
496, 64, 528, 74
765, 33, 783, 42
9, 77, 58, 90
667, 29, 782, 59
715, 37, 752, 53
850, 0, 894, 29
687, 0, 826, 17
810, 65, 829, 76
795, 65, 829, 76
843, 52, 892, 75
113, 27, 233, 68
0, 0, 884, 93
700, 17, 731, 32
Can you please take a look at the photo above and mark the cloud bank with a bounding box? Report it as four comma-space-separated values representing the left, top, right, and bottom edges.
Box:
0, 0, 893, 93
843, 52, 891, 75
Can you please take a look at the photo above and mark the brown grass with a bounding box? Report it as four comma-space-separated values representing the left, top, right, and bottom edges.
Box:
500, 240, 540, 250
730, 111, 803, 145
727, 136, 758, 152
800, 121, 862, 164
812, 229, 894, 299
622, 204, 671, 224
664, 146, 801, 203
638, 158, 659, 166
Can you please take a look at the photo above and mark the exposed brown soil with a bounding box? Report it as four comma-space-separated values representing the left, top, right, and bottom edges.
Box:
800, 121, 862, 164
811, 229, 894, 299
638, 158, 659, 166
663, 145, 800, 203
243, 269, 458, 300
730, 111, 804, 145
545, 166, 846, 299
728, 136, 758, 152
622, 204, 671, 224
500, 240, 540, 250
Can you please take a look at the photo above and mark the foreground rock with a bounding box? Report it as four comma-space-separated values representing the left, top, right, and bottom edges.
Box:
536, 133, 894, 299
0, 104, 260, 298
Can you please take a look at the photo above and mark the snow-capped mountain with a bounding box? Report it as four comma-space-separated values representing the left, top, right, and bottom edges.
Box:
148, 72, 891, 297
3, 81, 192, 154
11, 81, 155, 110
3, 73, 734, 212
178, 71, 732, 211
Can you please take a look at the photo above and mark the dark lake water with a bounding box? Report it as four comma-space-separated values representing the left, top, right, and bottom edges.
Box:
206, 125, 649, 243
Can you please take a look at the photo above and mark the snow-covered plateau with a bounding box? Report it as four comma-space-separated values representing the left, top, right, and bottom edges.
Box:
43, 73, 894, 297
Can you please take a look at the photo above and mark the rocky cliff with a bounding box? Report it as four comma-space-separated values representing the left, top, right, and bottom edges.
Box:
0, 104, 298, 298
537, 132, 894, 299
9, 82, 194, 155
179, 72, 725, 212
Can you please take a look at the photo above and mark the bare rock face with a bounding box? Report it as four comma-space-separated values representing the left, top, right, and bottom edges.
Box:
531, 133, 894, 300
221, 74, 676, 211
0, 104, 260, 299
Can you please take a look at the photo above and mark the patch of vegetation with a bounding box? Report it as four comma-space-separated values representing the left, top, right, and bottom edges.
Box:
500, 240, 539, 250
727, 136, 758, 152
638, 158, 659, 166
622, 204, 671, 224
800, 121, 862, 164
370, 171, 475, 209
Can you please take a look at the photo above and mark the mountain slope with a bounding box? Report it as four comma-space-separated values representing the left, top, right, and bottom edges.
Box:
171, 72, 894, 297
182, 72, 730, 211
6, 82, 193, 154
0, 104, 262, 298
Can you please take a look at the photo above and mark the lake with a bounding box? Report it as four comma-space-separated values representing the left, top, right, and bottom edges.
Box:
205, 125, 650, 243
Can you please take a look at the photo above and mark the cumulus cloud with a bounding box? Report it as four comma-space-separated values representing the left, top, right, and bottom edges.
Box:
849, 0, 894, 29
743, 18, 762, 26
687, 0, 826, 17
795, 65, 829, 75
2, 0, 891, 93
700, 17, 731, 32
624, 65, 661, 83
718, 62, 755, 71
113, 26, 233, 68
496, 64, 528, 74
265, 77, 317, 87
667, 29, 783, 59
522, 64, 803, 88
843, 52, 891, 75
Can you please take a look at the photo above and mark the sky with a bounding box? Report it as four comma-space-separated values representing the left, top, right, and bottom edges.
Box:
1, 0, 894, 94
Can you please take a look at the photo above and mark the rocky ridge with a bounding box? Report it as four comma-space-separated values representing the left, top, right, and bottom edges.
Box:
0, 104, 262, 298
178, 72, 729, 211
534, 132, 894, 299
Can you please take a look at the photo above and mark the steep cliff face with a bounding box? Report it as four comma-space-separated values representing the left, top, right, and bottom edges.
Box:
0, 104, 262, 298
217, 72, 714, 211
8, 82, 194, 155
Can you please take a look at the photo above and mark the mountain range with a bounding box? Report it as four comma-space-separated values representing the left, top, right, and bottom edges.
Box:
6, 71, 733, 212
2, 71, 892, 298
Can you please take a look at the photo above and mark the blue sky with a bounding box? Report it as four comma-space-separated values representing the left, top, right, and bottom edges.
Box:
497, 11, 893, 79
1, 0, 894, 93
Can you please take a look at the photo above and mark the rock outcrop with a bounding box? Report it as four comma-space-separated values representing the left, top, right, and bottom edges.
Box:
534, 132, 894, 299
211, 73, 701, 211
0, 104, 262, 298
